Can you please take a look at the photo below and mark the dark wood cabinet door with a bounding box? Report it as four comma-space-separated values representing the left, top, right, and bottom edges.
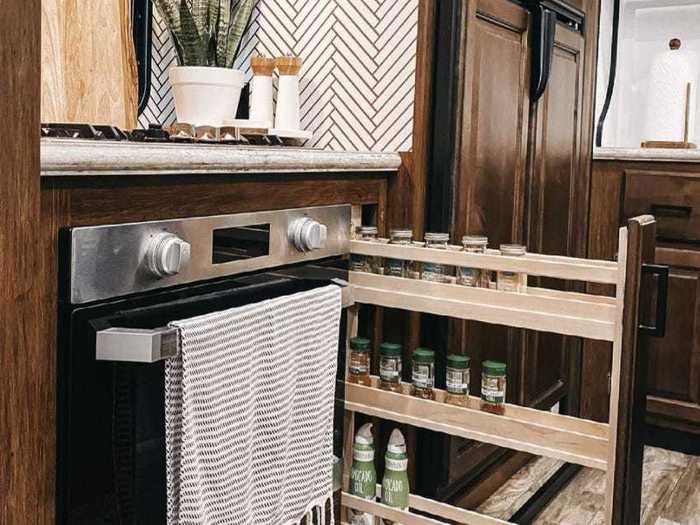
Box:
646, 264, 700, 431
457, 0, 531, 405
524, 24, 587, 407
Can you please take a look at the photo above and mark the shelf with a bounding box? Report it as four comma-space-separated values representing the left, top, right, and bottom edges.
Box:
350, 239, 619, 284
349, 272, 616, 341
345, 378, 609, 470
342, 491, 510, 525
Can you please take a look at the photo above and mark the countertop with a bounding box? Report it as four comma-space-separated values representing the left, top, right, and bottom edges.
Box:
594, 147, 700, 164
40, 139, 403, 176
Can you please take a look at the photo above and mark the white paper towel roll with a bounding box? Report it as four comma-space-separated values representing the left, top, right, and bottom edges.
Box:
644, 39, 698, 143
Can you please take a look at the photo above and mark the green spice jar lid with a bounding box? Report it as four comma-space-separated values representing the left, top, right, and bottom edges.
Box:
447, 354, 471, 369
380, 342, 403, 356
350, 337, 371, 352
482, 360, 507, 375
413, 347, 435, 363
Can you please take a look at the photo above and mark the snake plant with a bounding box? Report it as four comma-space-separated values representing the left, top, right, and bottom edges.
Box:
153, 0, 257, 68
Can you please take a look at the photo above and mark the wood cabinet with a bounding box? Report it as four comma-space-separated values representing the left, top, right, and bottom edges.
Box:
419, 0, 598, 504
586, 160, 700, 435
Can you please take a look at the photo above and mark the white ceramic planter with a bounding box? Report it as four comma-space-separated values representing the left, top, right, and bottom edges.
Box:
169, 66, 244, 126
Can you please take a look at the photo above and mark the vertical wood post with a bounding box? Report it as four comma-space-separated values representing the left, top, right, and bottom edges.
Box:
0, 0, 47, 522
607, 215, 657, 524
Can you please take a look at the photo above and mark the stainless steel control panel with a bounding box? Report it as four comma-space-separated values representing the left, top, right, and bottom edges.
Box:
69, 205, 351, 304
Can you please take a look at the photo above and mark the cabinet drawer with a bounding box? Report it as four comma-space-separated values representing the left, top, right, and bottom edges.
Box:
624, 171, 700, 243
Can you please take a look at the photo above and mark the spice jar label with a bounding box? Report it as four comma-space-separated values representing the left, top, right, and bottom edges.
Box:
482, 384, 505, 403
385, 258, 404, 277
421, 262, 445, 281
412, 364, 434, 388
380, 360, 401, 380
446, 369, 469, 394
350, 365, 369, 375
458, 267, 480, 286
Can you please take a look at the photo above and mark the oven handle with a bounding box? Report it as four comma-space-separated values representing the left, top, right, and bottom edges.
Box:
95, 280, 355, 363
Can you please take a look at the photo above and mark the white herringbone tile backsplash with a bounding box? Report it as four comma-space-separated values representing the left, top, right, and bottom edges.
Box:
138, 0, 418, 152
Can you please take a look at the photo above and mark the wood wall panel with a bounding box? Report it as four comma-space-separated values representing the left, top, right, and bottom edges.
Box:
0, 0, 50, 522
41, 0, 138, 128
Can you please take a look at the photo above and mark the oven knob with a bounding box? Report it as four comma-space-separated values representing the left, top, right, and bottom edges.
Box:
146, 233, 191, 278
289, 218, 328, 252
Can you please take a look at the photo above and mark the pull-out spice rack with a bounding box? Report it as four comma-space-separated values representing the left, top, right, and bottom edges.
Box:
341, 212, 660, 524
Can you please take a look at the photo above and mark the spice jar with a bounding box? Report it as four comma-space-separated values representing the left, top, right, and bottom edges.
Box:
348, 336, 372, 386
480, 360, 506, 415
422, 233, 450, 282
407, 241, 425, 279
412, 347, 435, 400
445, 354, 471, 407
497, 244, 527, 293
379, 342, 403, 392
350, 226, 378, 272
457, 236, 489, 287
385, 229, 413, 277
371, 238, 390, 275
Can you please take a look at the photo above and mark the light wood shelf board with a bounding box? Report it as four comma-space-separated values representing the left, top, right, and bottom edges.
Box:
350, 240, 619, 283
350, 279, 615, 342
345, 381, 609, 470
342, 490, 511, 525
350, 272, 616, 321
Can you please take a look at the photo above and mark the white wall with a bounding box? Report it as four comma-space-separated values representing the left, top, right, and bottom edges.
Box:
596, 0, 700, 147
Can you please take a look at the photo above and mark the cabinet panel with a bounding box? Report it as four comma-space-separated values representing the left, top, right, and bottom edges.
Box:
647, 268, 700, 403
456, 6, 530, 243
525, 26, 586, 406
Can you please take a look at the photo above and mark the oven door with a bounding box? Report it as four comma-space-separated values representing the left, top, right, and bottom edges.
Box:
56, 271, 347, 524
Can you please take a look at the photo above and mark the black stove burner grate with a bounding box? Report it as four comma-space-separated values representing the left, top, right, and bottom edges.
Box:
40, 123, 296, 147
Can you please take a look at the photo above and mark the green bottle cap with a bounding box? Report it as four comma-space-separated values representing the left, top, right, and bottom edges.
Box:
350, 337, 371, 352
447, 354, 470, 369
482, 360, 506, 375
413, 347, 435, 364
380, 342, 402, 356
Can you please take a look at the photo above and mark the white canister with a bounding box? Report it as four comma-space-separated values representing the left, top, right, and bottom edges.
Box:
274, 56, 303, 132
249, 55, 275, 127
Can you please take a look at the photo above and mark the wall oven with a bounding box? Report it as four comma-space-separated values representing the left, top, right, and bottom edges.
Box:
56, 205, 351, 524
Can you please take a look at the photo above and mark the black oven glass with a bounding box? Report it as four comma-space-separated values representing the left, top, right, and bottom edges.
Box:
57, 270, 346, 524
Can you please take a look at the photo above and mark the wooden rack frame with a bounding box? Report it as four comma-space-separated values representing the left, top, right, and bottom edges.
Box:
341, 214, 656, 524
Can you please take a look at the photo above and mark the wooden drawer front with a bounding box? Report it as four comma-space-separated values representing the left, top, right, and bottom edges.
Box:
624, 170, 700, 243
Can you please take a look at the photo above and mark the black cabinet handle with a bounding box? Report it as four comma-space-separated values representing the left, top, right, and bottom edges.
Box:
639, 264, 669, 338
530, 5, 557, 102
650, 204, 692, 218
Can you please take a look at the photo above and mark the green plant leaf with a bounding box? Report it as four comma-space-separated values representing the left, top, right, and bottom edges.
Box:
153, 0, 186, 64
215, 0, 232, 67
223, 0, 257, 68
179, 0, 207, 65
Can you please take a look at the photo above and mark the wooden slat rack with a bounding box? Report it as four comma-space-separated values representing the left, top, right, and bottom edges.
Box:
340, 213, 657, 524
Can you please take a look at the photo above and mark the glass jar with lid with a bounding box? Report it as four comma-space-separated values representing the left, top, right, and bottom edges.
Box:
422, 233, 450, 282
407, 241, 425, 279
379, 342, 403, 392
385, 229, 413, 277
348, 336, 372, 386
411, 347, 435, 400
350, 226, 378, 272
457, 236, 488, 287
497, 244, 527, 293
480, 360, 506, 415
445, 354, 471, 407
